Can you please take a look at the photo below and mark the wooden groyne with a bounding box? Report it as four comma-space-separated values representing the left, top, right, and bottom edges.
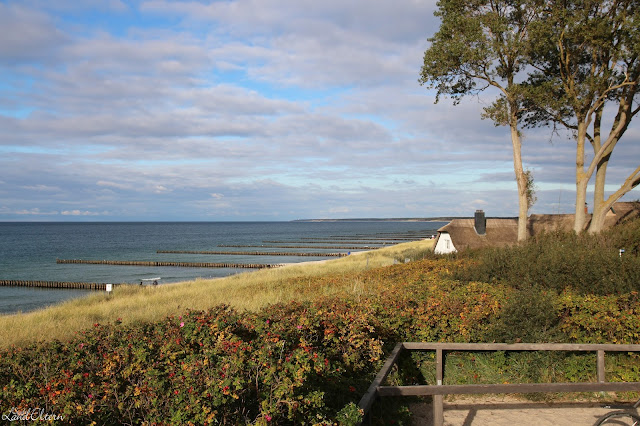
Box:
57, 259, 282, 269
157, 250, 348, 257
0, 280, 111, 290
300, 237, 421, 241
218, 244, 380, 250
262, 240, 395, 245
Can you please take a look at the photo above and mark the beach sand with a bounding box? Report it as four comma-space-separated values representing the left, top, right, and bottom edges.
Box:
409, 396, 624, 425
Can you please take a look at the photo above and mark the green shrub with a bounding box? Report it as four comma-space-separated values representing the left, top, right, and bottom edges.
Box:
483, 285, 561, 343
453, 217, 640, 295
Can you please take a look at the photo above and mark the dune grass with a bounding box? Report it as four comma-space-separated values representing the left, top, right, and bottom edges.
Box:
0, 239, 434, 349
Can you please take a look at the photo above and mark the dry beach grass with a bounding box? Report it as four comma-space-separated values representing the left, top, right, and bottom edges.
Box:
0, 239, 434, 348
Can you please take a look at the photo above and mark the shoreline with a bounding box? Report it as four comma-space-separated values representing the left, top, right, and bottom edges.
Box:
278, 247, 372, 267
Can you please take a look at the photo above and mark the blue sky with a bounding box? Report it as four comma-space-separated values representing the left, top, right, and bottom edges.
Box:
1, 0, 638, 221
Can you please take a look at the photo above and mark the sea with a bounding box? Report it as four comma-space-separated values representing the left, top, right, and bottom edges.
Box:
0, 221, 445, 315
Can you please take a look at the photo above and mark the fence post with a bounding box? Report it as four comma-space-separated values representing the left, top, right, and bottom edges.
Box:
357, 343, 404, 425
434, 348, 444, 426
597, 350, 606, 383
597, 349, 606, 397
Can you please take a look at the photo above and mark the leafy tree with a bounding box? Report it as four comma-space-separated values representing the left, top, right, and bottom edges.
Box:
524, 0, 640, 233
419, 0, 542, 241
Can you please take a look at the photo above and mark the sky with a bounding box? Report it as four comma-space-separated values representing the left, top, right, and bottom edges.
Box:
0, 0, 638, 221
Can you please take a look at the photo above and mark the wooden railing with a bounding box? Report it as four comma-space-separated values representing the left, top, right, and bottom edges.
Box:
358, 342, 640, 425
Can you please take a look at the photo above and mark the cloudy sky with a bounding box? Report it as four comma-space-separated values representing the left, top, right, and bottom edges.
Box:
1, 0, 638, 221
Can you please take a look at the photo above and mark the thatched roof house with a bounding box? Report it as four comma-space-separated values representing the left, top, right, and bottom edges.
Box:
433, 211, 518, 254
434, 201, 640, 254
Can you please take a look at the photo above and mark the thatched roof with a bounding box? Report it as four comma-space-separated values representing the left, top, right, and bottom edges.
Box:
527, 214, 576, 234
436, 201, 640, 252
605, 201, 640, 225
528, 201, 640, 234
436, 218, 518, 251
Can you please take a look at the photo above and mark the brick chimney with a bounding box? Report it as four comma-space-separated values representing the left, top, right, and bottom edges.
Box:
474, 210, 486, 235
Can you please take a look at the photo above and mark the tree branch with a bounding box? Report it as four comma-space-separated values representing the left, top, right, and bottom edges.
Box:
603, 165, 640, 208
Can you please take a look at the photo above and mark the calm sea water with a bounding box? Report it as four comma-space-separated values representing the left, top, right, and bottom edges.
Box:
0, 221, 444, 315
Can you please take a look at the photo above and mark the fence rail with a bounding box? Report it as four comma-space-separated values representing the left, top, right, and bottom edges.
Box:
359, 342, 640, 426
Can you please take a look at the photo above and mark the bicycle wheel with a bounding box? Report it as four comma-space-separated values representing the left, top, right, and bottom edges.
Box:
594, 410, 640, 425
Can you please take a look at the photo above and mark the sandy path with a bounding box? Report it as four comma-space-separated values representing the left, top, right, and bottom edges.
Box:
409, 396, 630, 425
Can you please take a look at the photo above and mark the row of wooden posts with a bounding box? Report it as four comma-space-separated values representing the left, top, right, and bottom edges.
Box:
263, 239, 404, 243
218, 244, 380, 249
156, 250, 347, 257
5, 246, 362, 290
56, 259, 283, 269
9, 234, 426, 291
0, 280, 111, 290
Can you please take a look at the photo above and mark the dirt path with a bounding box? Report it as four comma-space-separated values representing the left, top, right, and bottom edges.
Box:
409, 396, 629, 425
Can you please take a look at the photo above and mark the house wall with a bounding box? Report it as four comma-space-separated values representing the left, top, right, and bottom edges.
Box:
434, 232, 457, 254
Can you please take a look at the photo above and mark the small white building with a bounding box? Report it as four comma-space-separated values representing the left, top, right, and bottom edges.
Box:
433, 231, 456, 254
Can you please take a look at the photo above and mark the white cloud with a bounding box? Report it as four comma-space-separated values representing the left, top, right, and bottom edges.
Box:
0, 3, 69, 65
11, 208, 59, 216
0, 0, 637, 221
328, 206, 351, 214
97, 181, 132, 190
61, 210, 101, 216
21, 184, 61, 191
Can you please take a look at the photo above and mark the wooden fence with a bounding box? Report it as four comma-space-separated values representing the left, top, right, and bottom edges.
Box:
359, 342, 640, 425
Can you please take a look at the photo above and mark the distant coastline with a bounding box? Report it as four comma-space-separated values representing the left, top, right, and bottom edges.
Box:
292, 216, 518, 223
292, 217, 460, 223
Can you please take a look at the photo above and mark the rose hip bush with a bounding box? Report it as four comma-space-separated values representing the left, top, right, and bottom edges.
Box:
0, 303, 381, 425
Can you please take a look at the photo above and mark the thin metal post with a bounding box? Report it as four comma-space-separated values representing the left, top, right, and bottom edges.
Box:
433, 348, 444, 426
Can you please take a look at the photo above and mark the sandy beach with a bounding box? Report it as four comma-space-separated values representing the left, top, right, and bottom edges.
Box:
409, 396, 631, 425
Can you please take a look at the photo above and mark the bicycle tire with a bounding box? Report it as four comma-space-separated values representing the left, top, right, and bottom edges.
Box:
594, 410, 640, 425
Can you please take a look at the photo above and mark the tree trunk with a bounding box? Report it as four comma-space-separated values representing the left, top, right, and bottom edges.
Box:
587, 98, 632, 234
589, 164, 640, 234
587, 151, 611, 234
590, 107, 605, 224
510, 124, 528, 241
588, 196, 610, 234
574, 122, 588, 233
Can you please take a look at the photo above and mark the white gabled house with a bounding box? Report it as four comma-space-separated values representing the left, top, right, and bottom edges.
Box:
433, 231, 456, 254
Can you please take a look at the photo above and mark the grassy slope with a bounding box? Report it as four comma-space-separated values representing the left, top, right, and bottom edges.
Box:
0, 240, 434, 349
